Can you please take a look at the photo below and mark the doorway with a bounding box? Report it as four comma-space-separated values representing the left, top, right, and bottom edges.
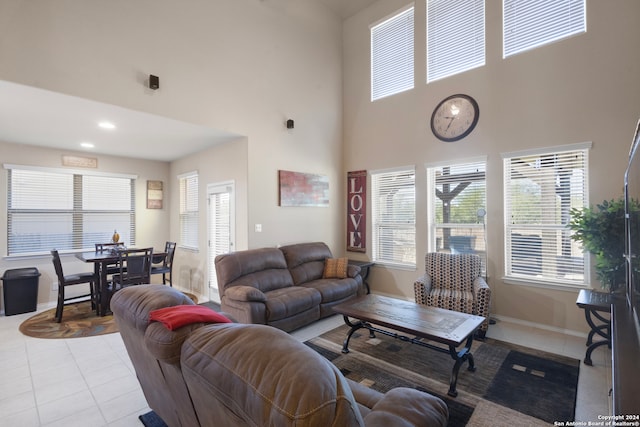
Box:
207, 181, 235, 303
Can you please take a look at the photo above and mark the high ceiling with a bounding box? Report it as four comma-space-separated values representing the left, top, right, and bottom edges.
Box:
0, 0, 377, 162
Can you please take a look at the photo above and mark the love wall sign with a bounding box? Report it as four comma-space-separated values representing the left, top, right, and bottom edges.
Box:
347, 170, 366, 252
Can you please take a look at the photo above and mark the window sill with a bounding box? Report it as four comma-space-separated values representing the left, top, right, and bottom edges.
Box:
502, 275, 591, 293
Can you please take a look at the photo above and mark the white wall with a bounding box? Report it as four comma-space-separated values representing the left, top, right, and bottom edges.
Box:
343, 0, 640, 333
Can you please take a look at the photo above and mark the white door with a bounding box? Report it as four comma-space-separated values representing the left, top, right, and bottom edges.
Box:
207, 181, 234, 303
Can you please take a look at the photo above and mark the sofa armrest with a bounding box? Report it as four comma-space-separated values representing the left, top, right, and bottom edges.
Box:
225, 286, 267, 303
473, 276, 491, 331
413, 274, 432, 304
347, 264, 361, 279
364, 387, 448, 427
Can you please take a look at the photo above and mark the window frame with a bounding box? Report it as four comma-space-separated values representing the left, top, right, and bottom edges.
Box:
503, 0, 587, 58
426, 157, 487, 273
502, 142, 591, 288
371, 166, 416, 269
5, 164, 136, 257
426, 0, 485, 83
370, 4, 415, 102
178, 171, 199, 250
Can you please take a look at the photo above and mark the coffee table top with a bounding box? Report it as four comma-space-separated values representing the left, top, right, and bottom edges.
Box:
333, 294, 485, 346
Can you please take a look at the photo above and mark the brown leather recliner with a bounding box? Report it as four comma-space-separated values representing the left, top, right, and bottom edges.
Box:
111, 285, 449, 427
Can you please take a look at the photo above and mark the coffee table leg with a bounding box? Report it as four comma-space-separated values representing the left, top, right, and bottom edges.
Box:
447, 332, 476, 397
341, 316, 371, 353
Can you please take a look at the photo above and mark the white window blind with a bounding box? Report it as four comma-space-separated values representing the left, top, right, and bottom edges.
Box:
427, 159, 487, 271
371, 167, 416, 267
503, 144, 590, 286
427, 0, 485, 83
503, 0, 586, 58
371, 5, 414, 101
6, 166, 135, 256
179, 172, 199, 249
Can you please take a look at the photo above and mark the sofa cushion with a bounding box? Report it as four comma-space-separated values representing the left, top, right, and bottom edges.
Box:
216, 247, 294, 294
323, 257, 349, 279
280, 242, 333, 285
264, 286, 321, 322
302, 278, 359, 304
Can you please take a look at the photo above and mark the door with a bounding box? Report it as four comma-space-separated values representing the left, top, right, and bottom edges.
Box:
207, 181, 235, 303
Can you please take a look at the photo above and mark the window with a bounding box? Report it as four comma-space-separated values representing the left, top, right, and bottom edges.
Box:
503, 143, 590, 286
503, 0, 586, 58
6, 165, 135, 256
179, 171, 199, 249
371, 167, 416, 267
427, 0, 485, 83
427, 159, 487, 271
371, 5, 414, 101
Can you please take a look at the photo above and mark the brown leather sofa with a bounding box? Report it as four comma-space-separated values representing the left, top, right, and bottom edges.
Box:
111, 285, 449, 427
215, 242, 365, 332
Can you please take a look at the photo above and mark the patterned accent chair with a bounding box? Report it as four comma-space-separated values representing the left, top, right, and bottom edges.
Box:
414, 253, 491, 337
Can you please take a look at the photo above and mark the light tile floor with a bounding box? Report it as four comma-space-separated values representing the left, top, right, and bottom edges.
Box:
0, 308, 611, 426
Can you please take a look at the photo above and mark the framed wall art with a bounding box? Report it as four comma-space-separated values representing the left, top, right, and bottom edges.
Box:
147, 180, 164, 209
278, 170, 329, 207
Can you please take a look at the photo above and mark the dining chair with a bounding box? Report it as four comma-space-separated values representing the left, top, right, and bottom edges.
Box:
95, 242, 126, 275
111, 248, 154, 289
151, 241, 176, 286
51, 249, 97, 323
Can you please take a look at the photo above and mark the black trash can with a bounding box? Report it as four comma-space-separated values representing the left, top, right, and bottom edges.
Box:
1, 267, 40, 316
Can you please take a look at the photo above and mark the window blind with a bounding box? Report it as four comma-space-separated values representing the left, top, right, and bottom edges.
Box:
503, 145, 589, 286
503, 0, 586, 58
179, 172, 199, 249
7, 167, 135, 256
371, 167, 416, 267
428, 160, 487, 270
427, 0, 485, 83
371, 5, 414, 101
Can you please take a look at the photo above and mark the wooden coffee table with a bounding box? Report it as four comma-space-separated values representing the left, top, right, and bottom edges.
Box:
333, 294, 485, 397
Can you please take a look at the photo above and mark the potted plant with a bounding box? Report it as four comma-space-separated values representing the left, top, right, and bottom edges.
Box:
569, 198, 626, 292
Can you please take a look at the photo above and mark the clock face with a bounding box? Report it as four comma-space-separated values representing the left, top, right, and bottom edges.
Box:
430, 94, 479, 142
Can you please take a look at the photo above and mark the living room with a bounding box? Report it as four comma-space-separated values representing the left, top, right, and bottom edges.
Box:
0, 0, 638, 425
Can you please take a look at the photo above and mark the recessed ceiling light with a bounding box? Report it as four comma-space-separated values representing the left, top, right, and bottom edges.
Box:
80, 142, 94, 148
98, 121, 116, 130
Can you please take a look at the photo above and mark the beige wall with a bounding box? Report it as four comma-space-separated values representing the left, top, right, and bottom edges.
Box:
343, 0, 640, 334
169, 138, 249, 301
0, 140, 170, 306
0, 0, 345, 306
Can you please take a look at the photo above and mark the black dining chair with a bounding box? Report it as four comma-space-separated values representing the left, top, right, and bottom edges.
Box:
51, 249, 97, 322
95, 242, 126, 275
111, 248, 154, 289
151, 241, 176, 286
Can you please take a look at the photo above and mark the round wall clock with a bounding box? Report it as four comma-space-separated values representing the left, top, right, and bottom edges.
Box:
430, 94, 479, 142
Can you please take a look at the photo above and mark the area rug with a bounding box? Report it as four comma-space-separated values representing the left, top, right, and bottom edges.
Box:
305, 325, 580, 427
19, 291, 199, 339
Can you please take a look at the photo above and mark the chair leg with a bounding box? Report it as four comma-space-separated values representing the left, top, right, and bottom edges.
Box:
55, 285, 64, 323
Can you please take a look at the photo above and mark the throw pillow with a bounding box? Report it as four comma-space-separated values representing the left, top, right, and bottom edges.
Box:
149, 305, 231, 330
323, 257, 349, 279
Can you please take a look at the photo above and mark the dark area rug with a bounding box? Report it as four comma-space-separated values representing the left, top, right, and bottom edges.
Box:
306, 324, 580, 427
139, 411, 168, 427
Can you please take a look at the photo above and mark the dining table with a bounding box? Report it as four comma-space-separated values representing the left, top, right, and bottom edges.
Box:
76, 249, 167, 316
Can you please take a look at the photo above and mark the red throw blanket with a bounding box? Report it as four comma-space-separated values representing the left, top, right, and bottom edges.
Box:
149, 305, 231, 330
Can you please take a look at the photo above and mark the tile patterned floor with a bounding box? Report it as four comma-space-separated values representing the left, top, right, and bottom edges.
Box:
0, 306, 611, 426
